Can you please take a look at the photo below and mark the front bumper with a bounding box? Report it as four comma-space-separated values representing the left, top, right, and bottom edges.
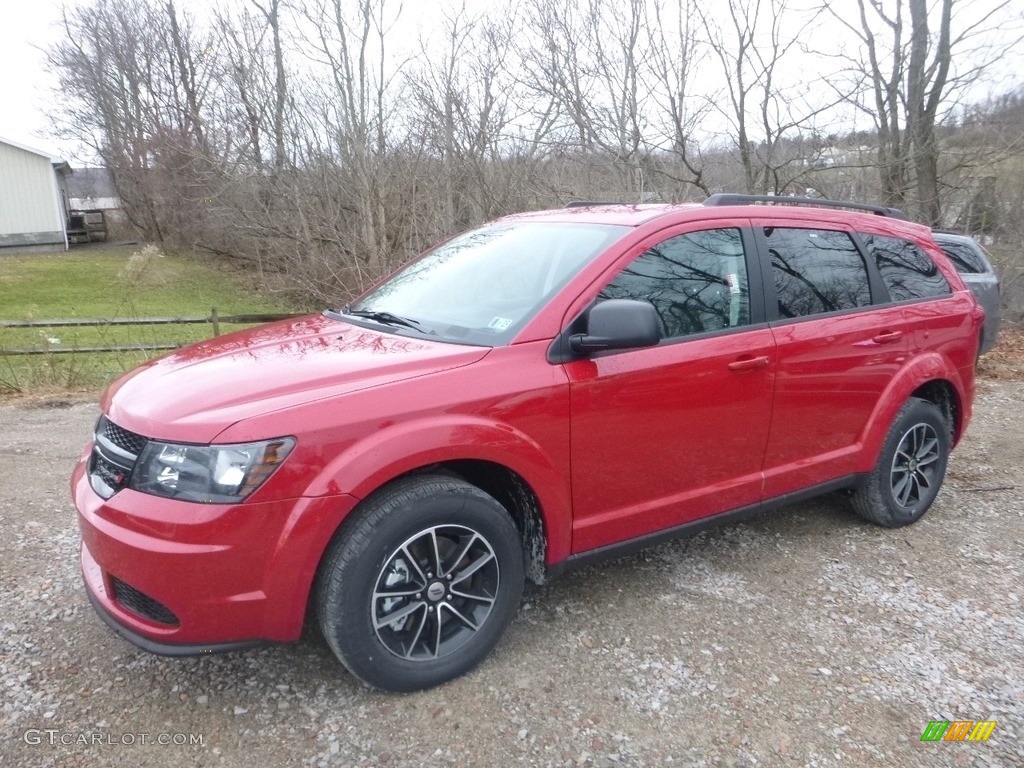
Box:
72, 459, 358, 650
85, 582, 265, 656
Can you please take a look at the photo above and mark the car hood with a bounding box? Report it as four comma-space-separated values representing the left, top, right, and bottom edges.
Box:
102, 314, 489, 443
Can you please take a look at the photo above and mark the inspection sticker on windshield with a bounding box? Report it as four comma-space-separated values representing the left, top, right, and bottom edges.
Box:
488, 317, 513, 331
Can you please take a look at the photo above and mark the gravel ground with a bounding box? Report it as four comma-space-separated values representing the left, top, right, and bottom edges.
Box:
1, 378, 1021, 768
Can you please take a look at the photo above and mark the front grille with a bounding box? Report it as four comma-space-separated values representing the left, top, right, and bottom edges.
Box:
92, 452, 128, 490
99, 417, 147, 456
89, 417, 147, 499
110, 577, 179, 626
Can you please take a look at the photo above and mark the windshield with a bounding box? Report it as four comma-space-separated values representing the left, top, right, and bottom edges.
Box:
340, 222, 628, 345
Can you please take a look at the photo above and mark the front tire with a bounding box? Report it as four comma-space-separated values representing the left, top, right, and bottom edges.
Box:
851, 397, 951, 527
316, 475, 525, 691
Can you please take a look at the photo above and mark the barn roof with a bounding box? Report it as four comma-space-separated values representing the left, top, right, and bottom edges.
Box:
0, 135, 70, 173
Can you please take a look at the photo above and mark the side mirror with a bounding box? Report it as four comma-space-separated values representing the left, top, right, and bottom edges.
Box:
569, 299, 661, 355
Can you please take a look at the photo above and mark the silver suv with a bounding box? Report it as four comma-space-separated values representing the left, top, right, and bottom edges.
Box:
932, 231, 1001, 354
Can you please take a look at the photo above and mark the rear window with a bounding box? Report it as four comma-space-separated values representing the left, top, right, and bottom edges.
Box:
765, 227, 871, 319
863, 234, 951, 302
937, 241, 987, 275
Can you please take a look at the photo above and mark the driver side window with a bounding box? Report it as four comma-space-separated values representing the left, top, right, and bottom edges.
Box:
598, 228, 751, 339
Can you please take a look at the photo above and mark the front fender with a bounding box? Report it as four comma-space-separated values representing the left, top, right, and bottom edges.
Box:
856, 351, 969, 473
303, 415, 573, 565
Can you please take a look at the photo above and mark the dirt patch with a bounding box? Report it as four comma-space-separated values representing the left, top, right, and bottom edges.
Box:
0, 389, 97, 408
1, 385, 1022, 768
978, 326, 1024, 381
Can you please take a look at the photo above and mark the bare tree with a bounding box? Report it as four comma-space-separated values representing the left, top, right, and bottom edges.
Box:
644, 0, 711, 197
49, 0, 218, 240
826, 0, 1022, 223
405, 3, 545, 231
698, 0, 842, 195
907, 0, 952, 225
521, 0, 653, 198
300, 0, 406, 271
248, 0, 289, 172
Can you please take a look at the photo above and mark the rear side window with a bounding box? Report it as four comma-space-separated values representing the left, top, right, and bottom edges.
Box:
598, 228, 750, 339
938, 241, 987, 275
864, 234, 952, 301
766, 228, 871, 319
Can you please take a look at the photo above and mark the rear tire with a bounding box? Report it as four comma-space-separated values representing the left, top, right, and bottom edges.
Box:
316, 475, 524, 692
851, 397, 951, 528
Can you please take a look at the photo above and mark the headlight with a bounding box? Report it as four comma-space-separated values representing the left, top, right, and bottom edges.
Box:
130, 438, 295, 503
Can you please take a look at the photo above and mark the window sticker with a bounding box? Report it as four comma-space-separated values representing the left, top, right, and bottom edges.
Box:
488, 317, 513, 331
726, 273, 741, 295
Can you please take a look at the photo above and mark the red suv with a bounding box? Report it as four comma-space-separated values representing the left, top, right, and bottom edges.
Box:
72, 195, 983, 691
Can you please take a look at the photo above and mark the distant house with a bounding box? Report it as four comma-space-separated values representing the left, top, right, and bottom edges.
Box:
66, 166, 121, 211
0, 136, 72, 252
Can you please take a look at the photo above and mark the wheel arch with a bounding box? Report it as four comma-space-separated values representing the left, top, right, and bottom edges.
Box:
909, 379, 962, 443
320, 459, 551, 586
437, 460, 549, 585
857, 352, 968, 472
302, 415, 571, 582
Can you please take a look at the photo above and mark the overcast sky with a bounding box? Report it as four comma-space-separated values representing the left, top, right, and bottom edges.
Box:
3, 0, 1021, 163
0, 1, 97, 157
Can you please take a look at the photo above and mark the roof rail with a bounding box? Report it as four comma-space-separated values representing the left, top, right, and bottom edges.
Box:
564, 200, 633, 208
703, 193, 908, 220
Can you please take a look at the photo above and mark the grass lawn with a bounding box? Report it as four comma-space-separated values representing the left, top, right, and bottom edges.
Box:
0, 244, 300, 394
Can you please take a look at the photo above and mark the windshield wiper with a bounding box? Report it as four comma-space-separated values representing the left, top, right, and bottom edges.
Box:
342, 307, 427, 332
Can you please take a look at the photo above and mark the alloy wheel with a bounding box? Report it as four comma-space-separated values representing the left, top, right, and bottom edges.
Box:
889, 422, 941, 508
372, 525, 499, 661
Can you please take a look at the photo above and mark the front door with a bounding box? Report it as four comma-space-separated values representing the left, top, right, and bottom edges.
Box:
566, 224, 776, 553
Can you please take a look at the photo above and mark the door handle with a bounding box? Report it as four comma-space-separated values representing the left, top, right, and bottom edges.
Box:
872, 331, 903, 345
728, 355, 771, 372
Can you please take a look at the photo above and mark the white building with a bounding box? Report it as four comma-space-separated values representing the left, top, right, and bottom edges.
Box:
67, 166, 120, 211
0, 137, 71, 252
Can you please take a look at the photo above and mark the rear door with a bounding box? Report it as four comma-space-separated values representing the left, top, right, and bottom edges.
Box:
754, 222, 910, 498
860, 231, 981, 374
566, 223, 776, 553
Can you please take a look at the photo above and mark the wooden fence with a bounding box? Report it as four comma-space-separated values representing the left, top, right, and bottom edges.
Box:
0, 308, 305, 355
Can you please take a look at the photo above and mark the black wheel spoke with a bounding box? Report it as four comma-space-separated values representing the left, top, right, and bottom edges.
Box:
450, 587, 495, 605
909, 475, 922, 503
373, 585, 423, 600
375, 599, 427, 630
440, 601, 479, 631
916, 437, 938, 461
431, 606, 444, 658
442, 532, 480, 577
893, 474, 912, 505
427, 529, 443, 578
451, 551, 495, 585
400, 545, 429, 584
